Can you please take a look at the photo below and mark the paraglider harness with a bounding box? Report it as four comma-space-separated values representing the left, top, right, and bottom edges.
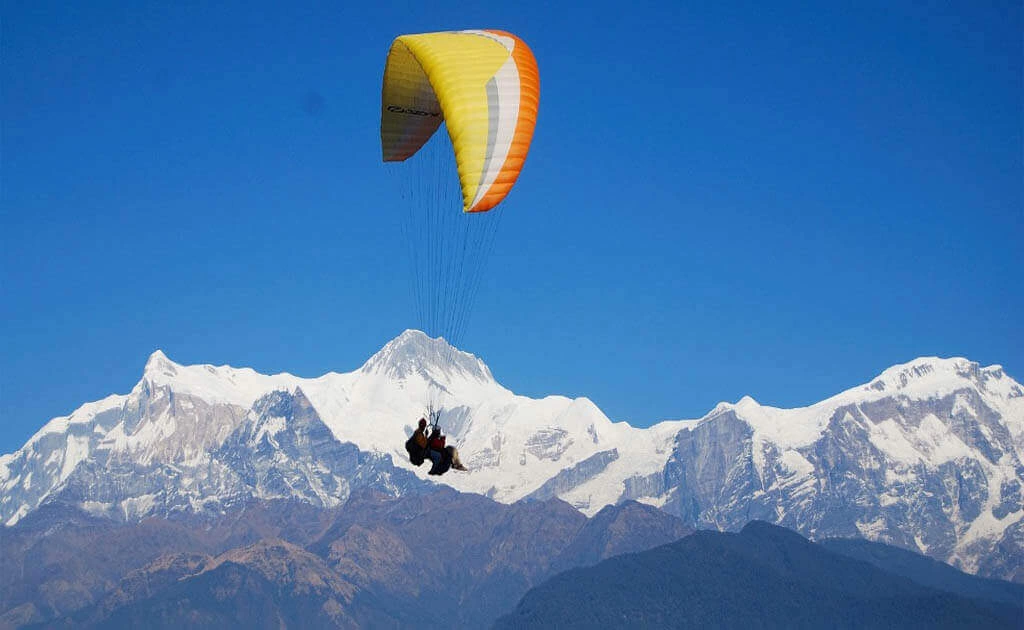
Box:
405, 407, 453, 474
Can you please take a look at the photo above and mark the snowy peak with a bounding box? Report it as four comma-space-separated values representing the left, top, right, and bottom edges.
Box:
143, 349, 178, 379
137, 349, 301, 409
864, 357, 1014, 399
707, 357, 1024, 463
360, 329, 493, 383
658, 356, 1024, 581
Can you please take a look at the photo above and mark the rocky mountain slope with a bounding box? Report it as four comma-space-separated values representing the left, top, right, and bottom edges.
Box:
0, 491, 691, 628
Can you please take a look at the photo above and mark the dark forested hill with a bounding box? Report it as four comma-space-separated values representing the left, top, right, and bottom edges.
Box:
494, 521, 1023, 630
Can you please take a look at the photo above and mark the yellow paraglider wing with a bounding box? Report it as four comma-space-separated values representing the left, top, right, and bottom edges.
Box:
381, 30, 539, 212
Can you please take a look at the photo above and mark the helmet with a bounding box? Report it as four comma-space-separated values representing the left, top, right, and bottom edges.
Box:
418, 418, 427, 427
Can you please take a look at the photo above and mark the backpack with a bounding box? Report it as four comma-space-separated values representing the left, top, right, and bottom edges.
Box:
405, 435, 426, 466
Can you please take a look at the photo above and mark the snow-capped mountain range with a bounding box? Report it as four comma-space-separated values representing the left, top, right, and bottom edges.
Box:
1, 330, 1022, 582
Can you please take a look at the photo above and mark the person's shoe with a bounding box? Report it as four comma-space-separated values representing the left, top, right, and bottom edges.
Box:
453, 463, 468, 471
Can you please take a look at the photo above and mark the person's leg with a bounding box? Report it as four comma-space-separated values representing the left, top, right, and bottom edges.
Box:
447, 446, 467, 470
428, 449, 442, 474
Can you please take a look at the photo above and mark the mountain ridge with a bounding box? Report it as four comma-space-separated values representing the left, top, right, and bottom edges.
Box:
1, 330, 1021, 583
0, 489, 694, 628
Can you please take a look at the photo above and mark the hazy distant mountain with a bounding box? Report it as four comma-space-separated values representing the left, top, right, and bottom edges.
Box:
494, 521, 1023, 630
1, 330, 1021, 582
0, 491, 691, 628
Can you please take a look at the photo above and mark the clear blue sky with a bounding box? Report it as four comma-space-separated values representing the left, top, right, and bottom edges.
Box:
2, 1, 1021, 453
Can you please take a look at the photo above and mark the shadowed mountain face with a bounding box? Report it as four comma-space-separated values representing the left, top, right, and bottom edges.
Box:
0, 491, 692, 629
819, 537, 1024, 609
494, 521, 1024, 630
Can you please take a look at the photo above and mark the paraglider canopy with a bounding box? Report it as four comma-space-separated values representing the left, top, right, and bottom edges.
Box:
381, 29, 540, 420
381, 30, 540, 213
